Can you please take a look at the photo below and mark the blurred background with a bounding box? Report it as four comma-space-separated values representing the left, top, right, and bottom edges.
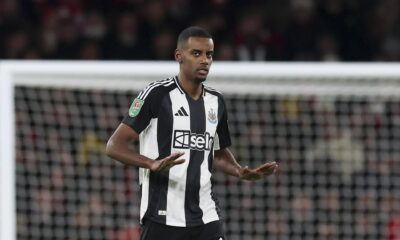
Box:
1, 0, 399, 61
2, 0, 400, 240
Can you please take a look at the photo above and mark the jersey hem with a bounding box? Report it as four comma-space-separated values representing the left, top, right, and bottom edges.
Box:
141, 216, 220, 227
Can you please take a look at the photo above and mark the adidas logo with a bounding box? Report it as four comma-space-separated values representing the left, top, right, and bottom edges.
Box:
174, 106, 189, 116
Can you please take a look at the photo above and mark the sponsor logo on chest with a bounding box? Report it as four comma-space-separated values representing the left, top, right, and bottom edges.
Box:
173, 130, 214, 151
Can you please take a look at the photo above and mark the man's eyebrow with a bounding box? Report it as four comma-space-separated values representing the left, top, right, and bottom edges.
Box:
190, 49, 214, 52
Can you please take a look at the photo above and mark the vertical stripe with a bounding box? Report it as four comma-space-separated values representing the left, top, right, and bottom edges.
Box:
184, 96, 206, 226
144, 95, 173, 224
140, 173, 150, 223
166, 89, 191, 226
139, 118, 159, 222
200, 93, 220, 223
139, 118, 160, 184
147, 170, 169, 223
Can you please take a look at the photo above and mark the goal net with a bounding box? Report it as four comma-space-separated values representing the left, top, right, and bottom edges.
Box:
1, 61, 400, 240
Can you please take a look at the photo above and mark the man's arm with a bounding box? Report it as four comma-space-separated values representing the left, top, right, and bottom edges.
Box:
214, 148, 278, 181
214, 148, 242, 177
106, 123, 185, 171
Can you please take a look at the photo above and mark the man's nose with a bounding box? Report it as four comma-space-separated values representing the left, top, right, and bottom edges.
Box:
200, 54, 209, 65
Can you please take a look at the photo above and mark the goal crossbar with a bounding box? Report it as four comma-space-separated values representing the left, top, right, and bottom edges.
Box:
1, 60, 400, 240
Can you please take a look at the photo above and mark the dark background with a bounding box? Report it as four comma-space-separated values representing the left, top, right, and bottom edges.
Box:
1, 0, 399, 61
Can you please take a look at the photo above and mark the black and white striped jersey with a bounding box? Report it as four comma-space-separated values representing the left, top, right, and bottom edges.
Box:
122, 76, 231, 227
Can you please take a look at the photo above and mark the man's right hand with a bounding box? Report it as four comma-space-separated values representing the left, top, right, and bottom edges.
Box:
150, 152, 185, 171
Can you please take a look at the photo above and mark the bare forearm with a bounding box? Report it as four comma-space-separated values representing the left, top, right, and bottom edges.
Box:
214, 148, 279, 181
214, 148, 242, 177
106, 139, 153, 169
106, 123, 155, 169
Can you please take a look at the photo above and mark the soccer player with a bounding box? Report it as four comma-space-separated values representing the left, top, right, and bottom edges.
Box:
106, 26, 279, 240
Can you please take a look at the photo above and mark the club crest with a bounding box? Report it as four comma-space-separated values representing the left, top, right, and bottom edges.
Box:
208, 108, 217, 124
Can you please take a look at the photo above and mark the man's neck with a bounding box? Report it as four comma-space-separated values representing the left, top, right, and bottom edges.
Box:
178, 73, 203, 100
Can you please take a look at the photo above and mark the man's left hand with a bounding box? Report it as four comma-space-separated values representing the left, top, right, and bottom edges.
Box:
238, 161, 279, 181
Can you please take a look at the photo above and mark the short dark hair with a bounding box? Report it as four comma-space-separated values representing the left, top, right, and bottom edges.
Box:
177, 26, 212, 48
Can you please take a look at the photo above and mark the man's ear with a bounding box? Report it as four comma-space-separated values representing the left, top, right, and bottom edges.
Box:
175, 49, 183, 64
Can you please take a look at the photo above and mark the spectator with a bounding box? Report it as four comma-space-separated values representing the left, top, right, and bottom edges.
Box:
0, 0, 396, 61
214, 39, 237, 60
4, 30, 29, 58
106, 11, 146, 60
285, 0, 320, 60
316, 32, 340, 61
148, 28, 175, 60
82, 11, 107, 41
233, 6, 277, 61
383, 193, 400, 240
53, 17, 82, 59
79, 39, 103, 59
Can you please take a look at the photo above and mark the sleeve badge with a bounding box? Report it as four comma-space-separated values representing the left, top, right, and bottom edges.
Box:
129, 98, 144, 117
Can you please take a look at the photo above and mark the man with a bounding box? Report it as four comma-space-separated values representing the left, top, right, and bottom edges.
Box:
106, 26, 279, 240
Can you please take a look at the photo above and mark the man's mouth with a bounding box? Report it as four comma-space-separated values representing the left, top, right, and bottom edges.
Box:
198, 69, 209, 75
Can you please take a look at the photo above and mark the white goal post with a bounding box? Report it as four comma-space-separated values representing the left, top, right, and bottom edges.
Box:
1, 61, 400, 240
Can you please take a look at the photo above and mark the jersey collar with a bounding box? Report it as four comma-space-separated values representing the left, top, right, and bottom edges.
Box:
174, 76, 206, 97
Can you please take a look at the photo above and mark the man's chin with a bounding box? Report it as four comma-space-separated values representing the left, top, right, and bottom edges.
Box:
194, 76, 207, 83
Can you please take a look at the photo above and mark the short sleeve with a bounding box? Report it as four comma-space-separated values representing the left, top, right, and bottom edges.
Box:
122, 94, 153, 134
215, 96, 231, 150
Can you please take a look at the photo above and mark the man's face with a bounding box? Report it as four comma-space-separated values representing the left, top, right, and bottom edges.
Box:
176, 37, 214, 83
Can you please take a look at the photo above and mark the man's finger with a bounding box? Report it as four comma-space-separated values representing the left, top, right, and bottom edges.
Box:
163, 159, 185, 170
256, 162, 277, 172
260, 166, 276, 174
170, 159, 185, 167
241, 168, 261, 179
273, 164, 279, 174
158, 159, 167, 169
163, 152, 185, 163
240, 166, 251, 175
170, 152, 185, 159
167, 152, 185, 161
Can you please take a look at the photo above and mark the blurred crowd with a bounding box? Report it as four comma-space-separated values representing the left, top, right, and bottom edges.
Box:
1, 0, 399, 61
15, 87, 400, 239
